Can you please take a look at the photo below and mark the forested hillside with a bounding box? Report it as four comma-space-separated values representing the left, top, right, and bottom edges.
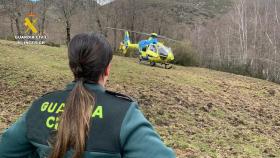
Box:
0, 0, 231, 44
193, 0, 280, 83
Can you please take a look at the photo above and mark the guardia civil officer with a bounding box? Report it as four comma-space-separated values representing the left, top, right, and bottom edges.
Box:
0, 33, 176, 158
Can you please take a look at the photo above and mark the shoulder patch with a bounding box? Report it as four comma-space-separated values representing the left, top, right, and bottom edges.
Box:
106, 90, 135, 102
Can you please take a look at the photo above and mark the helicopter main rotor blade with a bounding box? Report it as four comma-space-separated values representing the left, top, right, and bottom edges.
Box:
106, 27, 180, 42
106, 27, 151, 36
157, 35, 180, 42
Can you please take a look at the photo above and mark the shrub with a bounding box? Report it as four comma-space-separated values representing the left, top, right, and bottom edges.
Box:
0, 36, 16, 41
44, 41, 61, 47
171, 42, 198, 66
6, 36, 16, 41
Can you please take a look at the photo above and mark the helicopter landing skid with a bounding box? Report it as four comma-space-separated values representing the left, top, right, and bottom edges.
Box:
139, 56, 148, 63
138, 57, 172, 69
150, 62, 156, 66
139, 58, 156, 67
162, 63, 173, 69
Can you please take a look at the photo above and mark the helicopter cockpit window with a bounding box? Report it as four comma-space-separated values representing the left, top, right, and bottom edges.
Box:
150, 45, 157, 52
158, 46, 169, 57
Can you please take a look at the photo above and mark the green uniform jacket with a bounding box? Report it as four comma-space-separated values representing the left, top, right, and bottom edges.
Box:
0, 83, 176, 158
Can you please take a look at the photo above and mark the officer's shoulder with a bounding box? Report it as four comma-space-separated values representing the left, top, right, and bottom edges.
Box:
34, 90, 66, 102
41, 90, 66, 97
105, 90, 136, 103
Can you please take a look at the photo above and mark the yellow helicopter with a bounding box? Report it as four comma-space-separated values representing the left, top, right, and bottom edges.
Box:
106, 27, 176, 69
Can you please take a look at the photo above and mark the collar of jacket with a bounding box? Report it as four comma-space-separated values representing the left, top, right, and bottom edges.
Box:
65, 82, 105, 92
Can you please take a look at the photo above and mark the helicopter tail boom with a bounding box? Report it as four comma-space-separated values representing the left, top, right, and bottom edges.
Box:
118, 31, 138, 54
124, 31, 131, 46
123, 31, 138, 49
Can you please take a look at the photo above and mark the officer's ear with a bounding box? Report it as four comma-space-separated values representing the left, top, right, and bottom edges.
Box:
99, 63, 111, 86
104, 63, 111, 77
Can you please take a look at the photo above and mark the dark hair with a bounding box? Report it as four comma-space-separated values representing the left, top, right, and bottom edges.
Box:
50, 33, 113, 158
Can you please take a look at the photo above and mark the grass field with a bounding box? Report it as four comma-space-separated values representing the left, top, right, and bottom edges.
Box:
0, 40, 280, 157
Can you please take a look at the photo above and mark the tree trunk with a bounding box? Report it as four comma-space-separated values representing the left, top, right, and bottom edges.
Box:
66, 19, 71, 45
15, 17, 21, 36
97, 18, 103, 33
40, 12, 46, 35
95, 7, 103, 35
10, 17, 14, 36
40, 0, 47, 35
113, 28, 117, 51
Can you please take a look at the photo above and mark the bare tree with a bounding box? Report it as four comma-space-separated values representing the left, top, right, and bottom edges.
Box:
2, 0, 24, 36
55, 0, 79, 44
37, 0, 53, 35
192, 0, 280, 83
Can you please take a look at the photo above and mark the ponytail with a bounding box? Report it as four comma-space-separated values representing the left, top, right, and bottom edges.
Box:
50, 79, 95, 158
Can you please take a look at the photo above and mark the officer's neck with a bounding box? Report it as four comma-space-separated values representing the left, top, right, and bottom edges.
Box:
97, 76, 108, 88
98, 66, 110, 88
98, 80, 105, 88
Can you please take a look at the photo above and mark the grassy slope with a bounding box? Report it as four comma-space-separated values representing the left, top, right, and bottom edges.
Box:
0, 40, 280, 157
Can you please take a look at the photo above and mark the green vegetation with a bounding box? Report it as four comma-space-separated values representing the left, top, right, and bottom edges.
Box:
171, 42, 198, 66
0, 40, 280, 157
